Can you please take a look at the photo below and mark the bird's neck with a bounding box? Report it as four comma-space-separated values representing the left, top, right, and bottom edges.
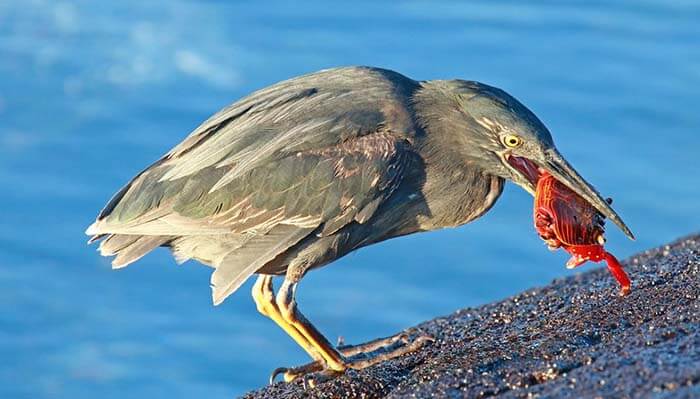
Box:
409, 82, 505, 229
411, 81, 487, 169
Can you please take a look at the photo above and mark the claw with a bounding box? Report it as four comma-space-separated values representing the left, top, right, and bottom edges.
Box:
269, 332, 431, 386
269, 367, 289, 385
411, 334, 436, 348
565, 254, 588, 269
397, 332, 410, 344
417, 334, 436, 344
302, 374, 316, 389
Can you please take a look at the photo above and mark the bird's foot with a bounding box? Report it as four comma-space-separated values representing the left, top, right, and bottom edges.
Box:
269, 331, 434, 386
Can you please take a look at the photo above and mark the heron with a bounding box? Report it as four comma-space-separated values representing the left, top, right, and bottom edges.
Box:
86, 66, 633, 384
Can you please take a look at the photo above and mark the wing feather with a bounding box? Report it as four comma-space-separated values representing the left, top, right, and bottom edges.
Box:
89, 132, 412, 238
87, 67, 421, 301
211, 225, 315, 305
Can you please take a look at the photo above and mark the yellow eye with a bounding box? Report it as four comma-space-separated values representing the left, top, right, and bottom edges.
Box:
502, 134, 523, 148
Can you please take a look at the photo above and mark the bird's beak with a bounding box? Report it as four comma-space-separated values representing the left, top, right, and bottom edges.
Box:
504, 148, 635, 240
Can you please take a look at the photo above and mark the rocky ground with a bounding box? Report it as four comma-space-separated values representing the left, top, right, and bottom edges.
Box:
244, 235, 700, 398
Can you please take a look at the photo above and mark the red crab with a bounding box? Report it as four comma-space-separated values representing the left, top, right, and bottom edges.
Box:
534, 171, 631, 296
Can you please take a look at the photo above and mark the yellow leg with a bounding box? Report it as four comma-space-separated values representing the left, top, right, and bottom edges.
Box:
257, 274, 433, 385
275, 279, 347, 372
251, 275, 325, 372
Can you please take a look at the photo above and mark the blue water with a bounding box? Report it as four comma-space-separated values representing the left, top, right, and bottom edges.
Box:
1, 1, 698, 397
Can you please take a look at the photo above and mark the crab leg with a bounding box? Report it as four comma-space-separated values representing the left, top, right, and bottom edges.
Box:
603, 252, 631, 296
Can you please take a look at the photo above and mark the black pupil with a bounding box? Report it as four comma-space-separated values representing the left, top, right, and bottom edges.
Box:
509, 138, 517, 145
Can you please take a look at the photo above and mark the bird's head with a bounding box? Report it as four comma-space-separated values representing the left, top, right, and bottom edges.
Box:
418, 80, 634, 240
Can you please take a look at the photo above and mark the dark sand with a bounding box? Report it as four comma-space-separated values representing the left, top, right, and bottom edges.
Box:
244, 234, 700, 398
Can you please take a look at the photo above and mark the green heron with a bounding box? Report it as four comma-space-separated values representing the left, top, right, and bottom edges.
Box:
86, 66, 633, 384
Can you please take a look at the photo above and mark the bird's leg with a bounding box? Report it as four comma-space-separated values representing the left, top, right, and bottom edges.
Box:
276, 333, 434, 385
337, 332, 410, 356
271, 275, 433, 384
251, 275, 326, 375
275, 278, 347, 372
338, 334, 434, 368
268, 332, 417, 385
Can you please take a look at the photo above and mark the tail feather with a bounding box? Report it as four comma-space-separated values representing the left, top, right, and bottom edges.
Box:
97, 234, 172, 269
99, 234, 140, 256
88, 226, 315, 304
87, 234, 107, 245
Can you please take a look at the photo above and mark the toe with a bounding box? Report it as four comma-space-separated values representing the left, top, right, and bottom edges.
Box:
269, 367, 289, 385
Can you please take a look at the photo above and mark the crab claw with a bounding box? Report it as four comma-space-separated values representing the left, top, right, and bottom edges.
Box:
565, 255, 587, 269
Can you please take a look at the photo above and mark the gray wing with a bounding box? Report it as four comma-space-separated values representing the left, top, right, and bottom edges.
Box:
87, 66, 419, 303
160, 66, 417, 191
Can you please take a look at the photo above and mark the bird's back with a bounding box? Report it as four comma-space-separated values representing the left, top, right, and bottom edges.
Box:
87, 66, 425, 304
